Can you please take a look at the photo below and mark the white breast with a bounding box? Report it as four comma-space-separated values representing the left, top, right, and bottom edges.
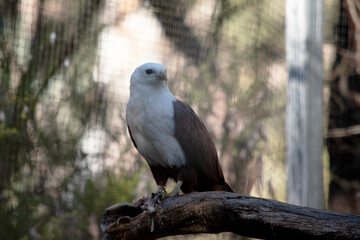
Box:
126, 85, 186, 168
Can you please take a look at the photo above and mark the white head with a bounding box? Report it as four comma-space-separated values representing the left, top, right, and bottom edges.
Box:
130, 62, 167, 87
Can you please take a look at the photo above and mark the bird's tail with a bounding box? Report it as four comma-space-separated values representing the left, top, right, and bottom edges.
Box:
213, 182, 234, 192
225, 182, 234, 192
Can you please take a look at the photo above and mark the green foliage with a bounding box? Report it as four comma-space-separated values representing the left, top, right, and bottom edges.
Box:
0, 0, 288, 239
45, 172, 138, 240
0, 0, 141, 239
0, 170, 138, 239
0, 123, 19, 142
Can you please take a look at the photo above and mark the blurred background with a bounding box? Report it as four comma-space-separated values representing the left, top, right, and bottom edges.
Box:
0, 0, 359, 239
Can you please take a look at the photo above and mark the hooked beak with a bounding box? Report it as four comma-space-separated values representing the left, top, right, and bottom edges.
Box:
158, 71, 167, 82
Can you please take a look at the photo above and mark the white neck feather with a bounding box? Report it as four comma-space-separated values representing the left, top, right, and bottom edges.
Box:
130, 81, 176, 102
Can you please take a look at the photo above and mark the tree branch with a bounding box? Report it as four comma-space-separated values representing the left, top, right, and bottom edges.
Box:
101, 192, 360, 240
327, 124, 360, 138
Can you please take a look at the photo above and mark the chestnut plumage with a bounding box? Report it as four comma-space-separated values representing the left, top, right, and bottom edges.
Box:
126, 63, 232, 197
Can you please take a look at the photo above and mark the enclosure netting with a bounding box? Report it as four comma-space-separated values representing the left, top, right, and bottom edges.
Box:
0, 0, 348, 239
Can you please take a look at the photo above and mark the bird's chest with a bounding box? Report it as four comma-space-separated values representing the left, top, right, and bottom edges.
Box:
127, 94, 174, 135
127, 92, 186, 167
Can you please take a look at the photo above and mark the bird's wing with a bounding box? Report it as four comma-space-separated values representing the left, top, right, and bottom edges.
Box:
127, 125, 137, 148
173, 100, 225, 185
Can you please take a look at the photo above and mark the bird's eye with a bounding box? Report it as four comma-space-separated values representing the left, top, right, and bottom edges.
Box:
145, 69, 153, 74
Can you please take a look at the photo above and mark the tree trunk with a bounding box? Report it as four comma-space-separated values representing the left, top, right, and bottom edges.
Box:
286, 0, 324, 208
101, 192, 360, 240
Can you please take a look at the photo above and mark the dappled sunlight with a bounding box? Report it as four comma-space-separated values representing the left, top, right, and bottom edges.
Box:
0, 0, 349, 239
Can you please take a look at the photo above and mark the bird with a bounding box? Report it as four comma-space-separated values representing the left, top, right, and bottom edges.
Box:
126, 62, 233, 200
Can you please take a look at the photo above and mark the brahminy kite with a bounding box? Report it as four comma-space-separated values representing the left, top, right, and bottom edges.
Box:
126, 63, 233, 199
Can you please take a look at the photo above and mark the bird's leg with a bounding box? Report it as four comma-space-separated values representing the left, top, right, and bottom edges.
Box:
152, 185, 165, 203
162, 180, 183, 199
140, 185, 164, 212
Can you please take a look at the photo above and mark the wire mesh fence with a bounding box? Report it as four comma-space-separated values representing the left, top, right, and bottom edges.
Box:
0, 0, 356, 239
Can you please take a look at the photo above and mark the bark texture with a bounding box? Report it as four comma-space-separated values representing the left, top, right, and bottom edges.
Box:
101, 192, 360, 240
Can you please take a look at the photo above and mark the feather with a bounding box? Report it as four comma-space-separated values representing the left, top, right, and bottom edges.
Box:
127, 125, 137, 149
126, 62, 233, 195
173, 100, 233, 193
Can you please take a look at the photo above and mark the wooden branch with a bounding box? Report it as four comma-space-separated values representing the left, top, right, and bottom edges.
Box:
327, 124, 360, 138
101, 192, 360, 240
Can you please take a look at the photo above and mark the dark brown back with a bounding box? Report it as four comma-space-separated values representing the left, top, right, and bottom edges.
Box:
173, 100, 232, 192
